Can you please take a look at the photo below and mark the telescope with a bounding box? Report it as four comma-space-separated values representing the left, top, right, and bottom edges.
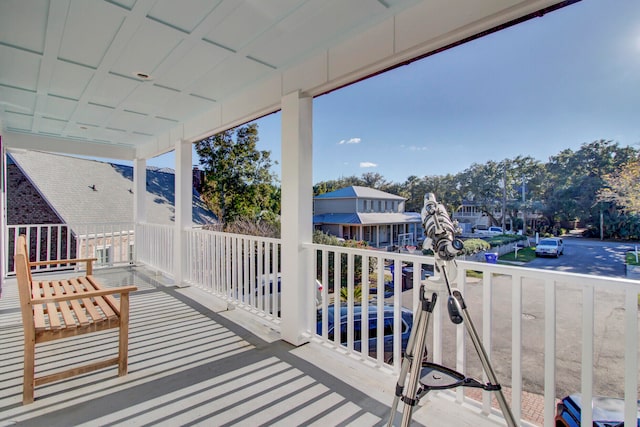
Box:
388, 193, 516, 427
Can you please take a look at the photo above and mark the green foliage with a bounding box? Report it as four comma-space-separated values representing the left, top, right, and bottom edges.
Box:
195, 123, 279, 225
499, 247, 536, 262
313, 230, 374, 292
625, 251, 640, 266
484, 234, 528, 247
340, 285, 363, 302
462, 239, 490, 255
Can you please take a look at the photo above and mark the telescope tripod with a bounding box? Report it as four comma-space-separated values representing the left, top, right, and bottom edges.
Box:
387, 270, 517, 426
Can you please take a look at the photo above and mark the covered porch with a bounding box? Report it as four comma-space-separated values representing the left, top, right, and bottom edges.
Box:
1, 1, 638, 426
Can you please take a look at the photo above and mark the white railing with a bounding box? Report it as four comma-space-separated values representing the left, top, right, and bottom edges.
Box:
6, 223, 134, 275
306, 243, 640, 427
184, 228, 282, 320
136, 222, 175, 277
120, 225, 639, 426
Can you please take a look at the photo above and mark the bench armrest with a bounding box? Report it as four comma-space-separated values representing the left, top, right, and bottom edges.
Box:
29, 258, 98, 274
31, 285, 138, 305
29, 258, 97, 266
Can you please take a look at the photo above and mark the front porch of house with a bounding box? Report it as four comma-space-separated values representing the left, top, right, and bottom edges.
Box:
0, 266, 507, 427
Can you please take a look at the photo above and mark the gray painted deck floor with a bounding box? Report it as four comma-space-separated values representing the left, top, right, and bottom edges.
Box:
0, 267, 508, 426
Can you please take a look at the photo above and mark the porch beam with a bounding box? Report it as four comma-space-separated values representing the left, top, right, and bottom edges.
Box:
281, 91, 313, 346
3, 131, 135, 160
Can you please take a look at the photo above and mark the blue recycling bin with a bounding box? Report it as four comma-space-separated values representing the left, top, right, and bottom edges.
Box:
484, 253, 498, 264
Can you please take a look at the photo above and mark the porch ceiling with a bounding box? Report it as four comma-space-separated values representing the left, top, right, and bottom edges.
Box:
0, 0, 573, 160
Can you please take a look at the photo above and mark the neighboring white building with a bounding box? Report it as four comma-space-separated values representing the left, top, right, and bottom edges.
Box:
313, 186, 422, 249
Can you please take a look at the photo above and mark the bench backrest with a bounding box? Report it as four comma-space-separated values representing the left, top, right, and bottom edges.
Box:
15, 235, 35, 330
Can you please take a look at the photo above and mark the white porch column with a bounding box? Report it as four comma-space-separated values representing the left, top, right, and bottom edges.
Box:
174, 140, 192, 286
281, 90, 313, 346
133, 158, 147, 223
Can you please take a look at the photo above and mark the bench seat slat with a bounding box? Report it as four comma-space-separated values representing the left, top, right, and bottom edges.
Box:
41, 281, 61, 330
55, 281, 77, 328
86, 276, 120, 315
59, 280, 90, 326
79, 277, 117, 319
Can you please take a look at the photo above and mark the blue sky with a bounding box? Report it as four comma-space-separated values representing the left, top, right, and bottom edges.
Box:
150, 0, 640, 184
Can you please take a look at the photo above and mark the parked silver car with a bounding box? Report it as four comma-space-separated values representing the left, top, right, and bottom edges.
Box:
535, 238, 564, 258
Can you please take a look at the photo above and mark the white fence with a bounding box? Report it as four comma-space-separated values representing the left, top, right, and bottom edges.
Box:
78, 223, 636, 427
5, 223, 134, 275
136, 223, 175, 277
306, 243, 640, 427
184, 228, 282, 320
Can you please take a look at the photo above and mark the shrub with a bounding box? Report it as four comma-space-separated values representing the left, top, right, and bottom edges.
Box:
485, 234, 527, 247
462, 239, 490, 255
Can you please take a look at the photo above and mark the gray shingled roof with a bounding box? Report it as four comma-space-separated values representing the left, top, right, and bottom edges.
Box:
8, 150, 217, 227
313, 212, 421, 225
314, 186, 405, 200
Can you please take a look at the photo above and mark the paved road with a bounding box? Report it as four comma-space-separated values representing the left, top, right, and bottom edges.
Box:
527, 236, 637, 277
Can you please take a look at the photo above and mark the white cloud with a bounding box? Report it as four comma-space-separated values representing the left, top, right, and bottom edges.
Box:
360, 162, 377, 168
407, 145, 429, 151
338, 137, 362, 145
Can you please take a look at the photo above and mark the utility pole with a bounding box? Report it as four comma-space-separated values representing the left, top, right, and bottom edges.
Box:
501, 169, 506, 232
521, 175, 526, 234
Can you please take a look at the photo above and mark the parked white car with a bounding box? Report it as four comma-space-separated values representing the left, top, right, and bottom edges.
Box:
535, 238, 564, 258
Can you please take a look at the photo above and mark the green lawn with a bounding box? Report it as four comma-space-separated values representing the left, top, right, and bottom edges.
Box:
626, 251, 640, 266
499, 247, 537, 263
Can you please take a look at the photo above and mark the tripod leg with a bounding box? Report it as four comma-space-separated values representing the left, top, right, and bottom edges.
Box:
388, 289, 435, 427
452, 290, 518, 427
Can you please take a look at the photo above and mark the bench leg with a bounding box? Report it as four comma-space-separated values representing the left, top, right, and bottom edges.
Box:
118, 293, 131, 376
23, 336, 35, 404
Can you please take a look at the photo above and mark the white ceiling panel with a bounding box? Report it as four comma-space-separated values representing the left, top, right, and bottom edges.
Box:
203, 0, 299, 52
153, 42, 232, 92
0, 86, 36, 115
58, 0, 126, 68
109, 19, 183, 79
0, 45, 40, 91
122, 83, 181, 117
74, 103, 116, 126
247, 0, 387, 68
0, 0, 575, 158
89, 74, 139, 109
191, 55, 271, 102
42, 95, 77, 121
108, 109, 151, 133
0, 0, 48, 54
158, 93, 216, 123
49, 60, 94, 100
147, 0, 223, 34
40, 116, 68, 134
4, 111, 33, 131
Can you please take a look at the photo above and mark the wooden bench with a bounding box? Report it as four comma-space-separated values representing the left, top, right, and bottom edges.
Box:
14, 235, 137, 404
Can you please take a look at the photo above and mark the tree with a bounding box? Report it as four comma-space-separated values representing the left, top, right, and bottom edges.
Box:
195, 123, 278, 225
598, 157, 640, 214
544, 140, 637, 227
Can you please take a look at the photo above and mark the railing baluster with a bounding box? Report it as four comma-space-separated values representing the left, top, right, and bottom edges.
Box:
511, 274, 523, 422
624, 286, 638, 426
456, 267, 467, 404
581, 284, 594, 427
482, 269, 493, 415
544, 278, 556, 427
